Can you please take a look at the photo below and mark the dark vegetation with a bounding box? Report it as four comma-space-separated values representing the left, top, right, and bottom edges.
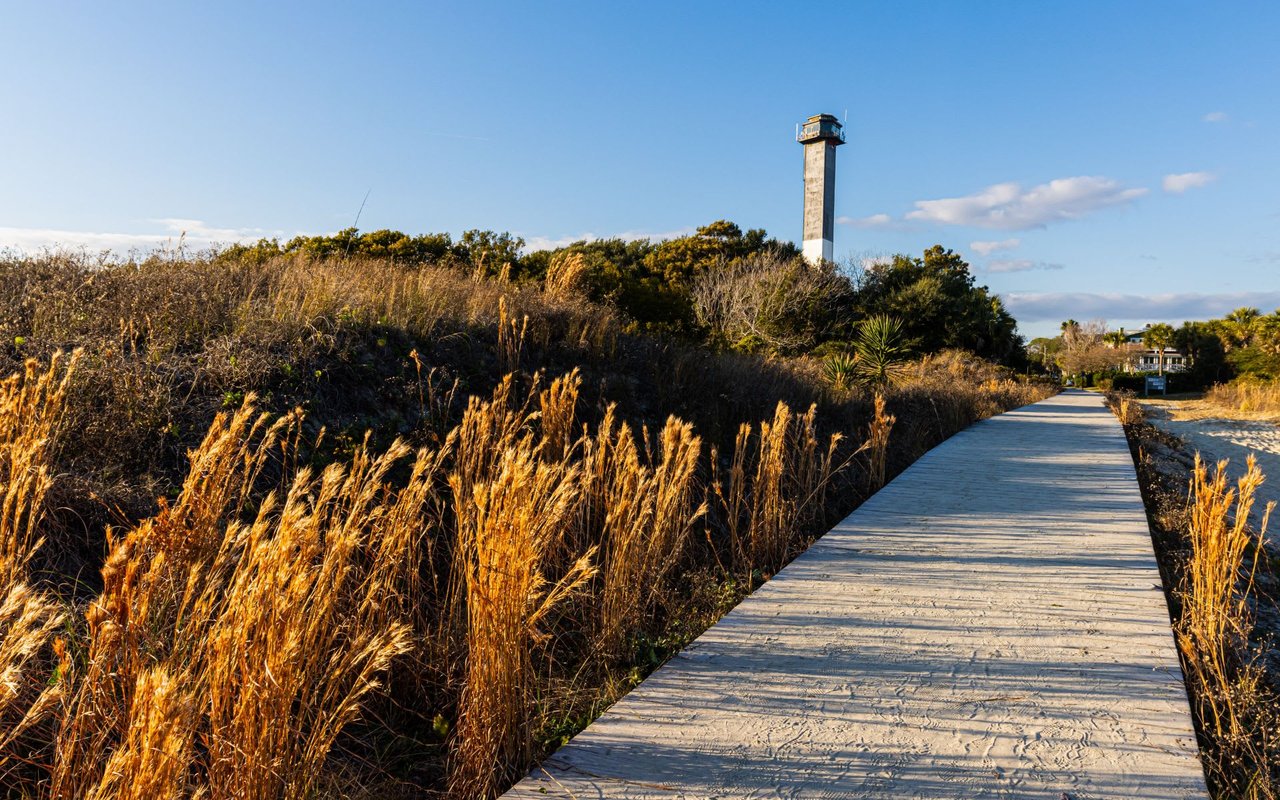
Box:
0, 223, 1052, 797
1030, 309, 1280, 392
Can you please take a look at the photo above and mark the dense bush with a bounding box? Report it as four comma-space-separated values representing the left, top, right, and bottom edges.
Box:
1108, 372, 1199, 394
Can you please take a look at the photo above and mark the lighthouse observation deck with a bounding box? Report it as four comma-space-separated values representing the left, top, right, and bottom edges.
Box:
797, 113, 846, 144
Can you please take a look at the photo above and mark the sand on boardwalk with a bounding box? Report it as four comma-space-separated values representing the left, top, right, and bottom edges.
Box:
1139, 396, 1280, 541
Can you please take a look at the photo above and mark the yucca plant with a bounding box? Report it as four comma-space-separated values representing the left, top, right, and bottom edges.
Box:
822, 351, 858, 391
850, 314, 910, 389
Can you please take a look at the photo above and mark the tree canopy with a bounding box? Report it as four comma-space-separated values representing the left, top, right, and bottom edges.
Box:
850, 246, 1023, 364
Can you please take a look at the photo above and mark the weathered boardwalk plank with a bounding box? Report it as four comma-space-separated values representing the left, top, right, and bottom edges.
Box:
505, 390, 1207, 799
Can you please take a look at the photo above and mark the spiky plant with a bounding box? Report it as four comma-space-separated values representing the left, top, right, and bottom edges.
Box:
822, 351, 858, 391
851, 314, 910, 389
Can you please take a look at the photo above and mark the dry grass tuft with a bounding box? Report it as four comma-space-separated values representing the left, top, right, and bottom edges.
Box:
449, 443, 594, 797
497, 296, 529, 375
85, 668, 195, 800
864, 393, 896, 492
1206, 379, 1280, 417
0, 582, 66, 781
543, 252, 591, 301
0, 259, 1056, 798
1177, 455, 1279, 798
713, 402, 845, 577
0, 350, 80, 584
0, 352, 79, 785
537, 368, 581, 462
593, 416, 704, 657
42, 398, 434, 799
1103, 389, 1145, 427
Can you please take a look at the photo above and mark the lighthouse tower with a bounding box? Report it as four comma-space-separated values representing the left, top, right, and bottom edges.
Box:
797, 113, 845, 264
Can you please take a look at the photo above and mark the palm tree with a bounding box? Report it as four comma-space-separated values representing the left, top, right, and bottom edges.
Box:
1101, 330, 1129, 371
1142, 323, 1176, 375
1224, 306, 1261, 350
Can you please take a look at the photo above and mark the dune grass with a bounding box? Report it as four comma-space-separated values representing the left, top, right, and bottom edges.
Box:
1109, 392, 1280, 798
0, 251, 1054, 797
1179, 456, 1278, 799
1206, 378, 1280, 417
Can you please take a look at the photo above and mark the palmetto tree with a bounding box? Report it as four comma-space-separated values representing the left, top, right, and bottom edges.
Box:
1142, 322, 1176, 375
1223, 306, 1262, 350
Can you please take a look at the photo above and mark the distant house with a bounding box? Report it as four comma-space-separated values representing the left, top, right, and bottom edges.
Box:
1111, 325, 1188, 373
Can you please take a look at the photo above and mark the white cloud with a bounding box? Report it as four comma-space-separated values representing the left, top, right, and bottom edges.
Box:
521, 227, 693, 253
905, 177, 1148, 230
1203, 111, 1228, 123
971, 238, 1020, 256
837, 213, 892, 228
613, 227, 693, 243
523, 233, 597, 252
0, 221, 281, 254
986, 259, 1064, 274
151, 218, 276, 240
1003, 291, 1280, 322
3, 222, 702, 258
1162, 171, 1216, 194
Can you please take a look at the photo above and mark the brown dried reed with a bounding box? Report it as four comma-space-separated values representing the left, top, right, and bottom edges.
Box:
713, 402, 845, 577
0, 352, 78, 785
44, 398, 437, 799
592, 415, 705, 657
1177, 455, 1278, 797
498, 295, 529, 375
449, 443, 594, 797
0, 344, 1039, 798
1206, 379, 1280, 417
865, 393, 896, 492
542, 252, 591, 302
0, 350, 79, 585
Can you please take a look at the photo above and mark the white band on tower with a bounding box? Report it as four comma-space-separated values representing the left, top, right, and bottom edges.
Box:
802, 239, 833, 265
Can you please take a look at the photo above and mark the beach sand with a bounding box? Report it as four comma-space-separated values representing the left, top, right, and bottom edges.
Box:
1140, 396, 1280, 539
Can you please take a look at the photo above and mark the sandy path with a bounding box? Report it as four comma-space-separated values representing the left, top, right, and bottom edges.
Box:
504, 391, 1205, 799
1140, 397, 1280, 540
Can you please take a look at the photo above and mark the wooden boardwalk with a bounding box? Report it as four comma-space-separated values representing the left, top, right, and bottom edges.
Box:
505, 390, 1207, 799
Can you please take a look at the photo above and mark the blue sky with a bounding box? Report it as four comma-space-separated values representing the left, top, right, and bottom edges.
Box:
2, 1, 1277, 339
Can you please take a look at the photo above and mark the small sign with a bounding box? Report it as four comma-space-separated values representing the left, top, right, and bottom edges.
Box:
1145, 375, 1166, 395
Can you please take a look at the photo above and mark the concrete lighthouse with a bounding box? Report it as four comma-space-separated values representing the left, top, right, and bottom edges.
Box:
797, 113, 845, 264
